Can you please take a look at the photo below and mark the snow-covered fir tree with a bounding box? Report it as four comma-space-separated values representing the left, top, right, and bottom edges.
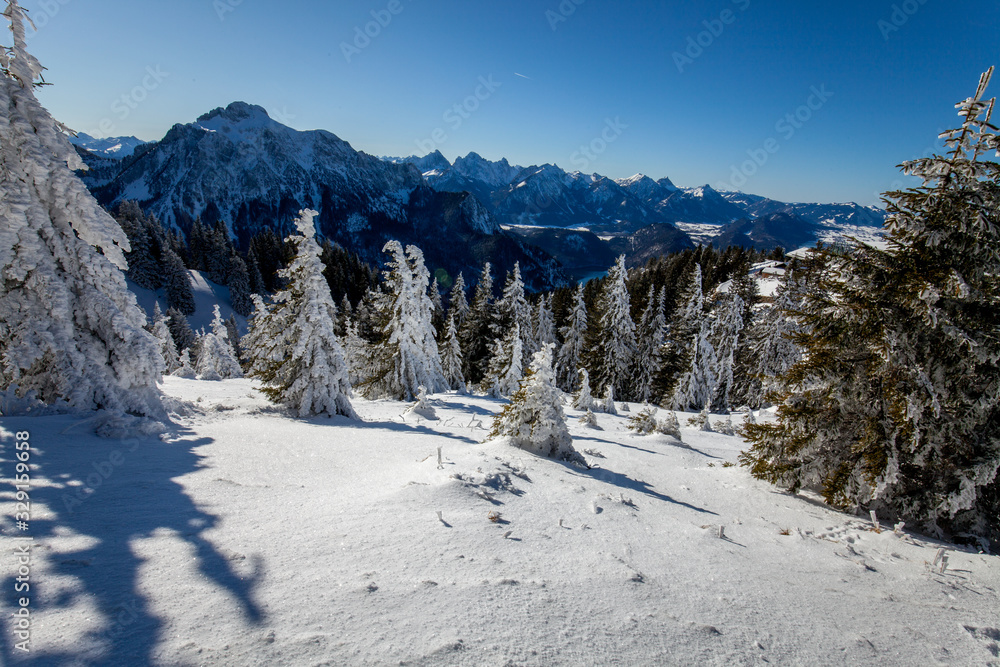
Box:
572, 368, 595, 411
488, 344, 583, 463
589, 256, 637, 400
600, 385, 619, 416
656, 264, 705, 402
709, 291, 745, 413
362, 241, 447, 401
173, 349, 196, 378
342, 319, 369, 387
448, 272, 470, 326
663, 264, 717, 410
150, 303, 180, 373
557, 283, 588, 391
742, 70, 1000, 548
0, 3, 163, 416
493, 262, 534, 366
731, 272, 802, 409
245, 210, 357, 418
533, 294, 557, 351
485, 323, 524, 397
225, 314, 242, 362
439, 310, 466, 391
429, 277, 445, 334
240, 294, 271, 377
633, 285, 667, 403
195, 306, 242, 381
458, 263, 494, 385
671, 314, 717, 412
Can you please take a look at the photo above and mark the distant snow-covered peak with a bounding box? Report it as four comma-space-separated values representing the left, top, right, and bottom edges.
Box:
68, 132, 147, 159
452, 151, 522, 187
194, 102, 287, 140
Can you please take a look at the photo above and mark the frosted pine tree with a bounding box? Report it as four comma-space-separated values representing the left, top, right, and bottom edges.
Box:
362, 241, 446, 400
342, 319, 370, 387
572, 368, 596, 411
557, 283, 588, 391
485, 323, 524, 397
533, 294, 557, 350
671, 315, 717, 412
633, 286, 667, 403
660, 264, 710, 409
589, 256, 637, 400
195, 306, 242, 381
600, 385, 618, 416
493, 263, 534, 365
731, 273, 802, 409
458, 263, 494, 385
439, 310, 466, 391
0, 2, 163, 416
173, 349, 196, 378
709, 291, 745, 413
246, 211, 356, 417
742, 70, 1000, 547
488, 344, 583, 463
429, 276, 445, 334
151, 303, 180, 373
448, 272, 470, 326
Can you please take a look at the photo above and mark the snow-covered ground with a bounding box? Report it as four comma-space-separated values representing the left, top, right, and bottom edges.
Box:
2, 379, 997, 666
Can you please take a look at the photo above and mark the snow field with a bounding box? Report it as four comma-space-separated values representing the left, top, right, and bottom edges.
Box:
1, 378, 997, 665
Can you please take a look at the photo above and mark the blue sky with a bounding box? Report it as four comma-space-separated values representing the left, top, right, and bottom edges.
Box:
20, 0, 1000, 205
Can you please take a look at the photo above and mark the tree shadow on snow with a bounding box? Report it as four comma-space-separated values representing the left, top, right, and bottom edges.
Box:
0, 416, 265, 666
336, 417, 482, 446
561, 463, 718, 516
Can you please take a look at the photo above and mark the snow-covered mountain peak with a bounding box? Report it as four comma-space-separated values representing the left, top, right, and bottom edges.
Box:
193, 102, 291, 142
68, 132, 147, 159
452, 152, 522, 187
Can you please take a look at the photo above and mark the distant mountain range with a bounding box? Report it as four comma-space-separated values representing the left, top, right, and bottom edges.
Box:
68, 132, 147, 159
74, 103, 564, 290
72, 102, 888, 286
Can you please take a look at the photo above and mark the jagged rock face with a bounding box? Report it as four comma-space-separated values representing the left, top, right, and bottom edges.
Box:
79, 102, 565, 291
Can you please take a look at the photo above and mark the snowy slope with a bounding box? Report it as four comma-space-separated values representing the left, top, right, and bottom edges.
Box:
2, 381, 996, 665
127, 269, 248, 334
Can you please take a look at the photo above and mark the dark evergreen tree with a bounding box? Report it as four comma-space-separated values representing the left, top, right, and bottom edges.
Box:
163, 248, 196, 315
166, 306, 196, 352
228, 254, 253, 317
742, 70, 1000, 549
458, 262, 495, 386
